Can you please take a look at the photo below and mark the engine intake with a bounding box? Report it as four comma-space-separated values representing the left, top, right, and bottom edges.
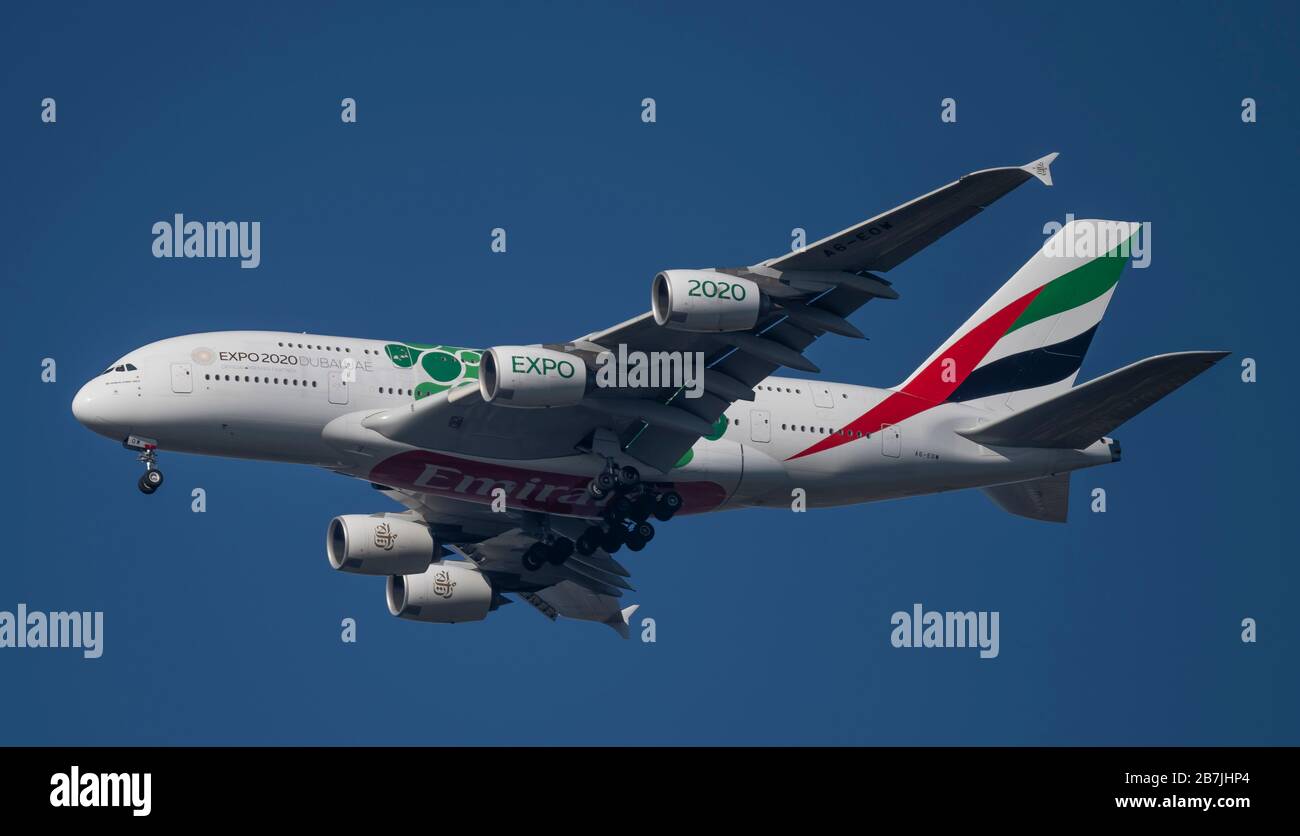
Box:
386, 561, 494, 623
652, 270, 764, 332
479, 346, 588, 408
326, 515, 438, 576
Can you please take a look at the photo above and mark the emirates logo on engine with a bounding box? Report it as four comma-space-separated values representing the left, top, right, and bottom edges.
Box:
373, 523, 397, 551
433, 569, 456, 599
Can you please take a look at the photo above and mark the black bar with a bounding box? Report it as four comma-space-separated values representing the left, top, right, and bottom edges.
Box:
0, 747, 1279, 820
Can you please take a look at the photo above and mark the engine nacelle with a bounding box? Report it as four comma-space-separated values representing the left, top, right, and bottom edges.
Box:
652, 269, 764, 332
386, 561, 494, 623
327, 515, 438, 576
479, 345, 588, 408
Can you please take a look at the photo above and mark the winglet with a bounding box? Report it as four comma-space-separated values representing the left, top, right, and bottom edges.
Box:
1022, 152, 1059, 186
606, 604, 640, 639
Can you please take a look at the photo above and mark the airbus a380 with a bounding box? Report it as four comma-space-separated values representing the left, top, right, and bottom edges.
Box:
72, 154, 1225, 636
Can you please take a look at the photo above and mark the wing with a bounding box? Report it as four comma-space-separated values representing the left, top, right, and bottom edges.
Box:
378, 486, 639, 636
462, 529, 641, 637
570, 153, 1059, 470
763, 152, 1057, 274
360, 154, 1057, 473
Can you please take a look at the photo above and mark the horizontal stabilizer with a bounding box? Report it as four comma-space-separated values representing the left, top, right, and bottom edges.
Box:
959, 350, 1228, 449
983, 473, 1070, 522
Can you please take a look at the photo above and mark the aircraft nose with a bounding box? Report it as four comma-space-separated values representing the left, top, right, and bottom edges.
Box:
72, 378, 131, 439
71, 380, 103, 428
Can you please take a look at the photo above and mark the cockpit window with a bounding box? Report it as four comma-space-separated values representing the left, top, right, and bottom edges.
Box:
125, 364, 137, 371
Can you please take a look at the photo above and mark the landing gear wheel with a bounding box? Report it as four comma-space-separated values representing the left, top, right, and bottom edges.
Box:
596, 470, 617, 492
653, 490, 683, 521
587, 479, 609, 500
600, 527, 624, 554
635, 521, 655, 543
625, 531, 646, 552
609, 494, 634, 520
630, 494, 656, 522
576, 528, 601, 556
130, 441, 163, 494
547, 538, 574, 565
522, 543, 548, 572
618, 465, 640, 487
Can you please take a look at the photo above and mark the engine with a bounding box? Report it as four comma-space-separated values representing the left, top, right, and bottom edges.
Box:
479, 345, 588, 407
651, 269, 765, 332
326, 515, 438, 576
386, 561, 494, 623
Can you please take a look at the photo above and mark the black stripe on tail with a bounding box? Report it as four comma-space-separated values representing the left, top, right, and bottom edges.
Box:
947, 325, 1098, 403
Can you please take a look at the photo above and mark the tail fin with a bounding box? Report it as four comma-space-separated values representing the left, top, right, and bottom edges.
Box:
898, 219, 1142, 411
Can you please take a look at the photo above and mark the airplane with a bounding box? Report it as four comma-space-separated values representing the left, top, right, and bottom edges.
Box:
72, 153, 1227, 637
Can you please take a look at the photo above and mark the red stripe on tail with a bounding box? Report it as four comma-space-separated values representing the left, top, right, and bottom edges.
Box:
786, 285, 1042, 461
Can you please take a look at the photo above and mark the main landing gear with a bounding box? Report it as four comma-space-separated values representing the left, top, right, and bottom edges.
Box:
522, 536, 574, 572
520, 460, 684, 570
124, 436, 165, 495
573, 461, 682, 557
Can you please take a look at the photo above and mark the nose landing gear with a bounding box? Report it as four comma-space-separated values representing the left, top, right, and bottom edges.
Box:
138, 468, 164, 494
124, 435, 165, 495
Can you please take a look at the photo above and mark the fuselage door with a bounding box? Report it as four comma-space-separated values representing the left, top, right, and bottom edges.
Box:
749, 409, 771, 442
170, 363, 192, 393
328, 371, 349, 405
881, 423, 901, 458
813, 385, 834, 408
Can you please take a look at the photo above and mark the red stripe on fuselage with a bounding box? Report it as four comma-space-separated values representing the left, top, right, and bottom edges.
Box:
786, 285, 1042, 461
369, 449, 729, 516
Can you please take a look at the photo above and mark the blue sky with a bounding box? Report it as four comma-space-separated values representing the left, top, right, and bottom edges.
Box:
1, 1, 1295, 744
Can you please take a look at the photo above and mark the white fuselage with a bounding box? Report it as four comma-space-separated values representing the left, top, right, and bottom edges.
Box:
72, 331, 1115, 518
